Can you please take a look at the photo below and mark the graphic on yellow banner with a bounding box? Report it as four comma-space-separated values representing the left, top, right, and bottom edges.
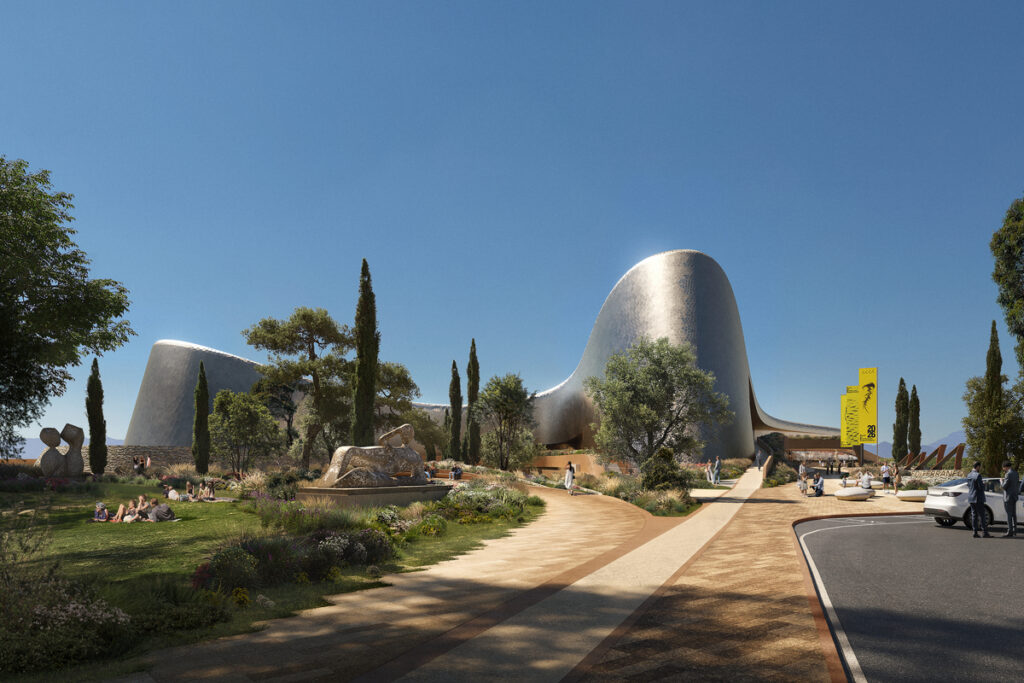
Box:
841, 393, 860, 447
858, 368, 878, 443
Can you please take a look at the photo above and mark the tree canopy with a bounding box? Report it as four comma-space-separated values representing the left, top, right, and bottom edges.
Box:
583, 337, 732, 467
473, 374, 535, 470
892, 378, 909, 464
209, 389, 283, 475
991, 194, 1024, 368
244, 307, 351, 469
0, 157, 134, 458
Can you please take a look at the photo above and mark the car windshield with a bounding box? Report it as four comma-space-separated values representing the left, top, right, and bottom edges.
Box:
938, 478, 968, 487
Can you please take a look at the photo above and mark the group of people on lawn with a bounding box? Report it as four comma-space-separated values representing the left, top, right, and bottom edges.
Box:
91, 494, 175, 523
90, 481, 219, 523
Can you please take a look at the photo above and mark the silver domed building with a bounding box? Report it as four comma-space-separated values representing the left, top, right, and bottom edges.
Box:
125, 250, 836, 460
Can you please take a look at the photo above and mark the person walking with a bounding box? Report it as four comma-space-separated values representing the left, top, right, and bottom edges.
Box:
564, 460, 576, 496
713, 456, 722, 485
1001, 460, 1019, 538
893, 463, 902, 495
967, 461, 991, 538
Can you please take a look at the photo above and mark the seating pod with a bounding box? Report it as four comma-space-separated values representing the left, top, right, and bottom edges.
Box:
835, 487, 875, 501
896, 489, 927, 502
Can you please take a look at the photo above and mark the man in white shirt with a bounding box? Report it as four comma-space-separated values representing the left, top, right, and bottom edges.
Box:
880, 463, 892, 493
860, 470, 873, 490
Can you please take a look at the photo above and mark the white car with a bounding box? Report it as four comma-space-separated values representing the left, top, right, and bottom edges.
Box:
924, 477, 1024, 528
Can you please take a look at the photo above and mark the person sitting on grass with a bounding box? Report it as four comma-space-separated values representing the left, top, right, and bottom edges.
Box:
184, 481, 196, 501
120, 499, 140, 523
144, 498, 176, 522
90, 502, 110, 522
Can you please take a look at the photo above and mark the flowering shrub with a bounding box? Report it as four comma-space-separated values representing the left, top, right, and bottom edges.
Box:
354, 528, 394, 564
255, 594, 275, 608
0, 576, 132, 673
294, 571, 310, 584
232, 587, 251, 607
325, 566, 344, 583
408, 514, 448, 537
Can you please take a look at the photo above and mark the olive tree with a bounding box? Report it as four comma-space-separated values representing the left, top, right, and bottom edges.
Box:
584, 336, 732, 468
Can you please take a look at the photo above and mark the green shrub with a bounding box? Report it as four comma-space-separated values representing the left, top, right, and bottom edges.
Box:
239, 535, 304, 586
901, 478, 930, 490
209, 546, 259, 590
355, 528, 394, 564
762, 463, 798, 488
131, 578, 231, 632
525, 495, 546, 506
244, 496, 368, 535
408, 514, 448, 537
640, 448, 690, 491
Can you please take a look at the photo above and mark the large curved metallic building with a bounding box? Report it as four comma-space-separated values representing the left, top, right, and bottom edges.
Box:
125, 250, 836, 458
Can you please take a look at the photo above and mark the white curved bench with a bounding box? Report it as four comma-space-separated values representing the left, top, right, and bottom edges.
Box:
835, 487, 875, 501
896, 489, 927, 502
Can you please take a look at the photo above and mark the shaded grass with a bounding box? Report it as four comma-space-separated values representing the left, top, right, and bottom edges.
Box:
3, 484, 543, 680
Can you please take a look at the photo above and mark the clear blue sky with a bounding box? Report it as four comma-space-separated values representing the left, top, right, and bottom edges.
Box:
5, 1, 1024, 447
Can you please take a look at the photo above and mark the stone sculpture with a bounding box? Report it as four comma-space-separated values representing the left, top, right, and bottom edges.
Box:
36, 424, 85, 477
315, 424, 426, 488
61, 423, 85, 477
36, 428, 64, 477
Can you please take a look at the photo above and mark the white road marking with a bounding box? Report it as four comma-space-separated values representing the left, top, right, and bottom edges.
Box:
797, 518, 931, 683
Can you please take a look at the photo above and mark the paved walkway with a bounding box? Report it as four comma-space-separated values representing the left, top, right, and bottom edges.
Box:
117, 470, 922, 682
571, 475, 922, 682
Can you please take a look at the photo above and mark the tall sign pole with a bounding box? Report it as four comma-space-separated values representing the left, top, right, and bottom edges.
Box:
858, 368, 878, 466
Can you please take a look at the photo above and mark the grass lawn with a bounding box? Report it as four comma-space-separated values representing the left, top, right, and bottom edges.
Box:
2, 483, 544, 681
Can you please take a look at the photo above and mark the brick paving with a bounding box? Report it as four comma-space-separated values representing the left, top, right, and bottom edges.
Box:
571, 477, 921, 682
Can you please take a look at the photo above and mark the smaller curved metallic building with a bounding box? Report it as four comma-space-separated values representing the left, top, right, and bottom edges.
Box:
124, 340, 263, 447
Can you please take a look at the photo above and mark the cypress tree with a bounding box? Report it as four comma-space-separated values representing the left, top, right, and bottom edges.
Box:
908, 385, 921, 462
442, 408, 451, 459
982, 320, 1005, 474
448, 361, 462, 462
352, 259, 380, 446
466, 338, 481, 464
85, 358, 107, 474
892, 378, 909, 465
192, 361, 211, 474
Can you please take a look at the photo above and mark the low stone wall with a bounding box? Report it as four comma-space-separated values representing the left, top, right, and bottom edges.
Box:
37, 445, 195, 475
902, 470, 966, 485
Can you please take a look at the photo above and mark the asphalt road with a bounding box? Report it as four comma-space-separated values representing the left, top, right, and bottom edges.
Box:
796, 514, 1024, 683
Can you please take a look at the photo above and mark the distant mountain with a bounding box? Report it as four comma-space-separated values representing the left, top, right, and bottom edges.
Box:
867, 430, 968, 460
9, 436, 124, 461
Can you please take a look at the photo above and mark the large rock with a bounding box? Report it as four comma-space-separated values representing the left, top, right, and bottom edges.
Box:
316, 436, 426, 488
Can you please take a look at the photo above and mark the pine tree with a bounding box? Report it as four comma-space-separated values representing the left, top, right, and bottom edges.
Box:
352, 259, 380, 446
192, 361, 211, 474
85, 358, 107, 474
466, 338, 481, 464
448, 360, 462, 462
908, 385, 921, 461
892, 378, 909, 465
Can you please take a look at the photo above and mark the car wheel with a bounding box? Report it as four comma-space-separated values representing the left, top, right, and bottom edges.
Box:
935, 518, 957, 527
964, 507, 996, 529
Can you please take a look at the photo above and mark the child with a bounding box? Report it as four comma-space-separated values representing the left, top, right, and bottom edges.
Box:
91, 502, 109, 522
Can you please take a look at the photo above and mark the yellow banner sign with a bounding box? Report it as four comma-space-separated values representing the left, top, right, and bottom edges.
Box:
858, 367, 878, 443
841, 392, 860, 447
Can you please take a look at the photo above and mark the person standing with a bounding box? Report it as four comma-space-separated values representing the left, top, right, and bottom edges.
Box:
564, 460, 575, 496
1001, 460, 1019, 538
880, 462, 892, 494
967, 461, 991, 538
713, 456, 721, 485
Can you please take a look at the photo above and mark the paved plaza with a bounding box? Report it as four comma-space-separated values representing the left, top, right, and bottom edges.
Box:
117, 470, 922, 682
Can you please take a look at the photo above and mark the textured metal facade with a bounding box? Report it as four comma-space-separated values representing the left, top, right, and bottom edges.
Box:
124, 340, 263, 447
125, 250, 836, 458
